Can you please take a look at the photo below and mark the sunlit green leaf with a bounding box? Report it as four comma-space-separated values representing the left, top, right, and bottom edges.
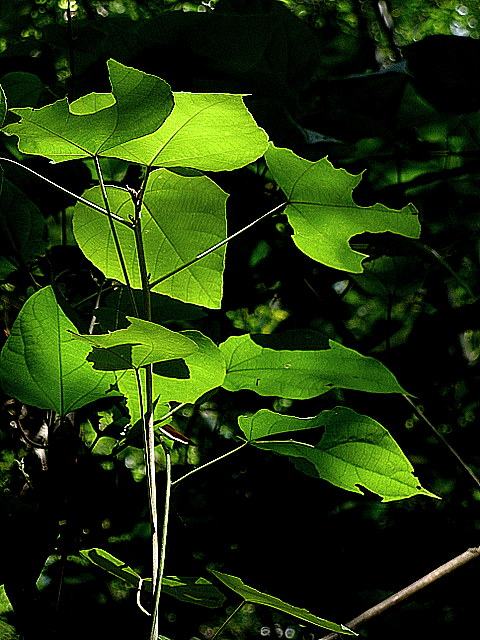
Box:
117, 331, 225, 424
73, 170, 227, 308
220, 334, 407, 399
210, 571, 355, 635
0, 286, 120, 415
72, 316, 198, 370
265, 145, 420, 273
252, 407, 438, 501
2, 59, 173, 162
106, 92, 269, 170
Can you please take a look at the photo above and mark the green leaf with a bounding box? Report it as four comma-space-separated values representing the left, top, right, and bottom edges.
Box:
210, 571, 355, 635
252, 407, 438, 502
220, 334, 407, 399
117, 331, 225, 424
2, 59, 173, 162
162, 576, 226, 608
0, 286, 120, 415
105, 92, 269, 170
80, 548, 224, 608
79, 548, 141, 588
72, 316, 198, 370
91, 436, 117, 456
73, 170, 227, 308
265, 145, 420, 273
0, 176, 47, 264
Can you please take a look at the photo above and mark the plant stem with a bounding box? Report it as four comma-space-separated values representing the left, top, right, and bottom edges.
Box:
148, 201, 287, 289
317, 546, 480, 640
94, 156, 139, 317
402, 394, 480, 491
210, 601, 246, 640
135, 368, 159, 594
172, 441, 249, 486
0, 156, 128, 223
150, 446, 172, 640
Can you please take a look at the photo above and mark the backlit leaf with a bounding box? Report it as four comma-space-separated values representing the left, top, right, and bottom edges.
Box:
0, 287, 119, 415
72, 316, 198, 370
220, 334, 407, 399
73, 170, 227, 308
253, 407, 438, 501
265, 145, 420, 273
105, 92, 269, 170
210, 571, 355, 635
2, 59, 173, 162
117, 331, 225, 424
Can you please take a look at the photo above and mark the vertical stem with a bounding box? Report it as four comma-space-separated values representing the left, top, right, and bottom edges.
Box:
130, 176, 170, 639
93, 156, 139, 317
150, 446, 172, 640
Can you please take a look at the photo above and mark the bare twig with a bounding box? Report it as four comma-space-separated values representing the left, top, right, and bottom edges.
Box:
318, 546, 480, 640
403, 395, 480, 492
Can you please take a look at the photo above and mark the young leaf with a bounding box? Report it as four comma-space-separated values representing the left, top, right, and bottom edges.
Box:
265, 145, 420, 273
72, 316, 198, 370
210, 571, 356, 635
73, 170, 227, 308
2, 59, 173, 162
105, 92, 269, 171
0, 286, 120, 415
117, 331, 225, 424
252, 407, 438, 501
220, 334, 407, 399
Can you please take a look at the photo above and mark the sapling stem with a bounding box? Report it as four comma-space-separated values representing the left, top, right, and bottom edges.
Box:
150, 446, 172, 640
93, 156, 139, 318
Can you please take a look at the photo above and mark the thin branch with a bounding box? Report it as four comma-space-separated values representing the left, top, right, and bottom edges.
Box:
421, 243, 475, 301
210, 601, 246, 640
172, 441, 249, 487
148, 201, 287, 289
0, 156, 128, 224
403, 394, 480, 492
318, 546, 480, 640
153, 402, 188, 427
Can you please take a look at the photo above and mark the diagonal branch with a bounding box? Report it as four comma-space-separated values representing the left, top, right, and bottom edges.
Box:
318, 546, 480, 640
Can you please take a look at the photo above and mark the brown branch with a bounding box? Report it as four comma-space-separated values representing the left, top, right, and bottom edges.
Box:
318, 546, 480, 639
